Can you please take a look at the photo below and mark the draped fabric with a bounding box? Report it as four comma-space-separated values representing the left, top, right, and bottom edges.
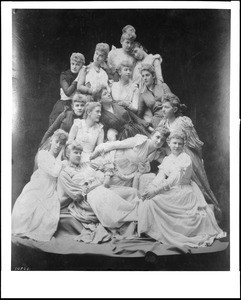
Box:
137, 152, 226, 248
12, 150, 62, 241
100, 103, 150, 140
158, 116, 220, 210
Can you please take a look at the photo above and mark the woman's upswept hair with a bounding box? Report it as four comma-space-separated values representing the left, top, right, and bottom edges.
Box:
65, 141, 83, 158
131, 41, 148, 54
152, 126, 170, 140
95, 43, 110, 59
140, 63, 156, 77
84, 102, 101, 119
167, 130, 187, 144
120, 32, 136, 43
117, 60, 133, 73
72, 92, 89, 105
162, 93, 187, 117
70, 52, 85, 65
52, 129, 69, 143
122, 25, 136, 35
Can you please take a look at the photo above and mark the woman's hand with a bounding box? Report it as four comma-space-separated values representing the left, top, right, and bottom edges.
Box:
117, 100, 129, 108
141, 185, 158, 200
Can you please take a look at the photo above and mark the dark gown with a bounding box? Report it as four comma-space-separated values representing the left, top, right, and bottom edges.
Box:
100, 102, 151, 140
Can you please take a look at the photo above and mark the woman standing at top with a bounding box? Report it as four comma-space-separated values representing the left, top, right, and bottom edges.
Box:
158, 93, 222, 217
68, 102, 104, 162
138, 64, 172, 128
107, 29, 136, 82
111, 61, 139, 114
131, 42, 164, 88
77, 43, 111, 99
49, 52, 85, 125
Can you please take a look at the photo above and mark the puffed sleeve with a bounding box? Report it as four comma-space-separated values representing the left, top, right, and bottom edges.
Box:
107, 46, 118, 73
68, 119, 81, 142
177, 116, 204, 151
37, 150, 62, 177
129, 85, 139, 112
152, 54, 164, 84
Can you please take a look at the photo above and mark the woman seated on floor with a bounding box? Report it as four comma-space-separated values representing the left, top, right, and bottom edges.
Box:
12, 129, 69, 242
57, 141, 140, 243
138, 130, 226, 248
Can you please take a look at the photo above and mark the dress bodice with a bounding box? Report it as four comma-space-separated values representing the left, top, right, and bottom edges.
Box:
85, 64, 109, 90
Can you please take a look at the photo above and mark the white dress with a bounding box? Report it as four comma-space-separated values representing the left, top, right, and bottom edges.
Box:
138, 152, 226, 248
111, 81, 139, 111
85, 64, 109, 91
12, 150, 62, 241
107, 46, 136, 74
68, 119, 104, 162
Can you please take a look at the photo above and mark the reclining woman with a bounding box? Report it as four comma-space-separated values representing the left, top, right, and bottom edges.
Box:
12, 129, 68, 242
138, 130, 226, 248
89, 126, 171, 190
95, 86, 152, 141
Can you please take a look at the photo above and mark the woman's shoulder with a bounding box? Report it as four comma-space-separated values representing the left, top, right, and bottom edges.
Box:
175, 116, 194, 128
73, 118, 84, 126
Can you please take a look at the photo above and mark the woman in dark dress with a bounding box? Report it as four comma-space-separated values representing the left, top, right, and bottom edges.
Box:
95, 87, 153, 141
48, 52, 85, 126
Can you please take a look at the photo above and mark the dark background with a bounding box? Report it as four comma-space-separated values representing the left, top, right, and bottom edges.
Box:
12, 9, 230, 234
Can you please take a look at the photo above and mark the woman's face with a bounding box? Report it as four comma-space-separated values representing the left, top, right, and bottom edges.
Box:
121, 39, 132, 52
93, 50, 106, 65
162, 101, 176, 119
100, 89, 112, 105
119, 66, 132, 81
70, 60, 82, 73
69, 148, 82, 165
168, 137, 184, 156
72, 102, 85, 116
132, 46, 144, 60
88, 106, 101, 123
150, 132, 166, 149
50, 137, 65, 156
141, 70, 154, 87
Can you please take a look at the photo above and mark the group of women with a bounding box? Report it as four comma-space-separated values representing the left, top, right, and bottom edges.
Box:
12, 25, 226, 249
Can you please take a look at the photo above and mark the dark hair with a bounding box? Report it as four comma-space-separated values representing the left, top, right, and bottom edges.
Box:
162, 93, 187, 117
131, 41, 148, 54
152, 126, 170, 139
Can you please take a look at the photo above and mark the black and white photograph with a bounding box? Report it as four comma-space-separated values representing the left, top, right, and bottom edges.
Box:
2, 1, 240, 298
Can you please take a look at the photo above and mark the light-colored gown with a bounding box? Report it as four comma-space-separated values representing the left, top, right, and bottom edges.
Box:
12, 150, 62, 241
158, 116, 220, 210
111, 81, 139, 112
107, 46, 136, 76
68, 119, 104, 162
91, 134, 166, 187
138, 152, 226, 248
85, 63, 109, 91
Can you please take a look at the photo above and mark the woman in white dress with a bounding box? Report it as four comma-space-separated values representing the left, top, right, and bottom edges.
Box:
138, 130, 226, 248
111, 60, 139, 114
12, 129, 68, 241
77, 43, 110, 99
68, 102, 104, 162
107, 31, 136, 82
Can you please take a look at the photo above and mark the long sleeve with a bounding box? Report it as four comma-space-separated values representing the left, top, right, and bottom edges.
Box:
76, 67, 90, 93
60, 72, 77, 97
40, 112, 66, 146
68, 121, 79, 142
138, 94, 147, 119
128, 86, 139, 113
153, 56, 164, 84
58, 169, 85, 202
38, 150, 62, 177
96, 128, 104, 145
102, 134, 147, 152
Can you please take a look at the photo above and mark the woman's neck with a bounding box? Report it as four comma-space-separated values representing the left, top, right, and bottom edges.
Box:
167, 116, 176, 125
93, 61, 101, 70
85, 117, 95, 127
102, 102, 113, 111
120, 77, 130, 85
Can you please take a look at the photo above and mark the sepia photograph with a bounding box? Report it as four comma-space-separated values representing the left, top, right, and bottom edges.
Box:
2, 1, 240, 298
